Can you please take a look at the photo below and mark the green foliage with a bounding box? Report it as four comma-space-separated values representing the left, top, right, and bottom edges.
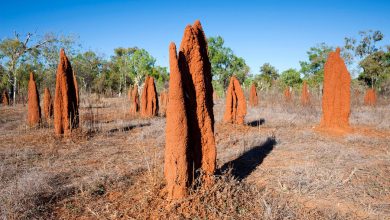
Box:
344, 30, 387, 89
73, 51, 107, 92
358, 49, 390, 90
280, 68, 302, 88
299, 43, 333, 87
251, 63, 279, 89
208, 36, 250, 90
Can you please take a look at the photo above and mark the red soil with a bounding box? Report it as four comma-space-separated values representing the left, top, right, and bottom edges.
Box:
43, 88, 53, 120
54, 49, 79, 135
27, 72, 41, 127
249, 83, 258, 107
223, 76, 247, 125
319, 48, 351, 131
364, 88, 376, 106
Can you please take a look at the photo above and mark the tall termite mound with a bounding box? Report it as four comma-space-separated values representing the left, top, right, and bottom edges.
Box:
129, 85, 139, 115
159, 90, 168, 116
54, 49, 79, 135
2, 90, 9, 106
223, 76, 247, 124
27, 72, 41, 127
320, 48, 351, 130
140, 76, 159, 117
164, 20, 216, 200
364, 88, 376, 106
43, 88, 53, 120
249, 83, 258, 107
284, 87, 292, 102
301, 81, 310, 106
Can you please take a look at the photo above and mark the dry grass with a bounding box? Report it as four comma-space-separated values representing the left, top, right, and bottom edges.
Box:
0, 92, 389, 219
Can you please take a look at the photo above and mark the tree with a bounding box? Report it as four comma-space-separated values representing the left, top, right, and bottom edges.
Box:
151, 66, 169, 90
39, 33, 79, 89
129, 49, 156, 87
252, 63, 279, 89
73, 51, 106, 92
280, 68, 302, 88
299, 43, 333, 86
358, 49, 390, 90
0, 32, 55, 104
208, 36, 250, 90
344, 30, 386, 89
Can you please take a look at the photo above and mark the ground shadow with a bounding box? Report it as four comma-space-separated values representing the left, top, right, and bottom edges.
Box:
219, 137, 276, 181
247, 118, 265, 127
108, 122, 151, 133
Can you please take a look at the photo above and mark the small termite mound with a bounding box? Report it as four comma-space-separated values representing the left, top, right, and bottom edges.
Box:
301, 81, 310, 106
73, 70, 79, 106
2, 90, 9, 106
319, 48, 351, 131
27, 72, 41, 127
129, 85, 139, 115
54, 49, 79, 135
128, 86, 132, 102
43, 88, 53, 120
164, 20, 216, 200
223, 76, 247, 125
249, 83, 258, 107
159, 90, 168, 116
284, 87, 292, 102
364, 88, 376, 106
140, 76, 159, 117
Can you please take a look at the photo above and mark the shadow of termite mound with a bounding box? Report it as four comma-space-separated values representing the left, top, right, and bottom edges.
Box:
219, 137, 276, 181
247, 118, 265, 127
108, 122, 151, 134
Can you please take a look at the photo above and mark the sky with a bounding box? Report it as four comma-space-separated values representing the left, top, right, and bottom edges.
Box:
1, 0, 390, 75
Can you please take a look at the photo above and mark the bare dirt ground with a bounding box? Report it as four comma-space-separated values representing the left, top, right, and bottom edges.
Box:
1, 92, 389, 219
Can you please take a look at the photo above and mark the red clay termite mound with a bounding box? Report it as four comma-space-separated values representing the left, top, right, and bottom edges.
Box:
2, 90, 9, 106
129, 85, 139, 115
165, 43, 190, 200
128, 86, 132, 101
223, 76, 247, 124
27, 72, 41, 127
301, 81, 310, 106
284, 87, 292, 102
249, 83, 258, 107
43, 88, 53, 120
73, 70, 79, 106
319, 48, 351, 131
159, 90, 168, 116
140, 76, 159, 117
54, 49, 79, 135
364, 88, 376, 106
164, 20, 216, 200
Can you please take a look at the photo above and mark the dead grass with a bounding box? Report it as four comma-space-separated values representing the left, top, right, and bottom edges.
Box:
0, 92, 389, 219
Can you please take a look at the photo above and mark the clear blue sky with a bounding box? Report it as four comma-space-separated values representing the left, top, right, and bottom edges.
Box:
1, 0, 389, 74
